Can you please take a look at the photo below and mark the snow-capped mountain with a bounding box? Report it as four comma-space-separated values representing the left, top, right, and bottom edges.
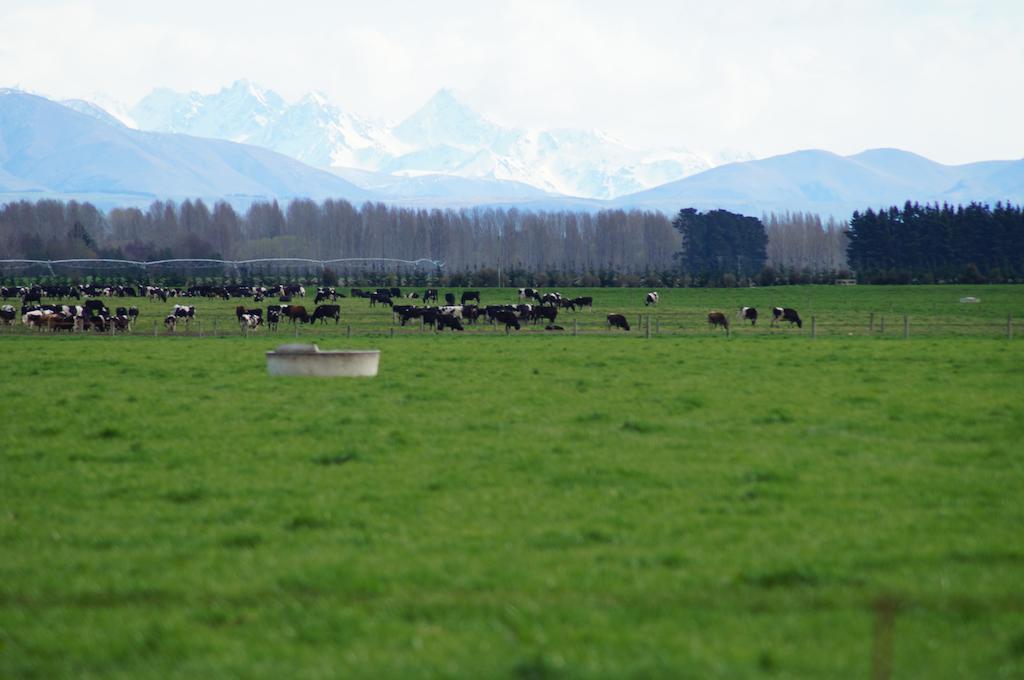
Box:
120, 82, 749, 199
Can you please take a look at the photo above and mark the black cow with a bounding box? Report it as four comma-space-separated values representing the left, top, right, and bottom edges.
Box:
772, 307, 802, 328
128, 306, 139, 323
545, 324, 564, 331
423, 289, 438, 303
607, 314, 630, 331
444, 293, 456, 305
738, 307, 758, 325
436, 315, 464, 331
572, 296, 593, 311
531, 306, 557, 324
708, 311, 729, 331
461, 291, 480, 305
494, 311, 521, 333
312, 304, 341, 324
369, 292, 393, 307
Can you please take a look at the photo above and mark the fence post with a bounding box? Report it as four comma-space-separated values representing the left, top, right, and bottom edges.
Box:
573, 318, 577, 336
645, 315, 651, 339
347, 325, 352, 338
869, 312, 874, 333
390, 327, 394, 338
1008, 314, 1013, 340
153, 320, 157, 337
903, 315, 909, 339
811, 316, 817, 339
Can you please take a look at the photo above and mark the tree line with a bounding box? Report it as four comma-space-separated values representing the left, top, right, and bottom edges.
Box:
3, 196, 1012, 286
846, 202, 1024, 283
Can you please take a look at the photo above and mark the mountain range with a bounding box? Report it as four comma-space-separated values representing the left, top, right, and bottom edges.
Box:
124, 81, 750, 200
1, 85, 1022, 217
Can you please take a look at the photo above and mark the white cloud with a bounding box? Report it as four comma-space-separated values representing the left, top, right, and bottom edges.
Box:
1, 0, 1022, 163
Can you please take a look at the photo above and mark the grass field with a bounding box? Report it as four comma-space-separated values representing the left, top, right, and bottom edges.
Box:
1, 286, 1023, 678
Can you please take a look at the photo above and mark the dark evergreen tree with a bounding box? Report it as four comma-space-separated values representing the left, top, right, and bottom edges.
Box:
672, 208, 767, 281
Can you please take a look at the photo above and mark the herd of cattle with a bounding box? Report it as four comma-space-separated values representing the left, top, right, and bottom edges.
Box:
0, 283, 805, 335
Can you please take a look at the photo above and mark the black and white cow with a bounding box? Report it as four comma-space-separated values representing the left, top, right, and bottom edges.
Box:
266, 308, 280, 331
572, 296, 593, 311
173, 305, 196, 323
645, 292, 659, 306
423, 288, 438, 303
738, 307, 758, 325
164, 315, 177, 332
772, 307, 803, 328
0, 304, 15, 325
239, 314, 262, 331
607, 314, 630, 331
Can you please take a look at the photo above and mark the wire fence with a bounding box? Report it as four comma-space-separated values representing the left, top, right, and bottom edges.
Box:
1, 312, 1017, 340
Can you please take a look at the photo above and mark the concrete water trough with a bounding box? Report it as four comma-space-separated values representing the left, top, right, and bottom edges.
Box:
266, 344, 380, 377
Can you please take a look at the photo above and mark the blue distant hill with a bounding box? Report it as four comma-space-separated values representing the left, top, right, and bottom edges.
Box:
615, 148, 1024, 218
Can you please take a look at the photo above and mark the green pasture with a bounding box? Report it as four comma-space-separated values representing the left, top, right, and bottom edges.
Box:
1, 287, 1023, 677
2, 283, 1021, 338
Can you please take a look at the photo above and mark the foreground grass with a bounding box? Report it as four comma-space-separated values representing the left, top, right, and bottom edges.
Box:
1, 333, 1023, 678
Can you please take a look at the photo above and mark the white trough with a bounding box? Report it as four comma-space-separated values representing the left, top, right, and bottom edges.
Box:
266, 344, 380, 377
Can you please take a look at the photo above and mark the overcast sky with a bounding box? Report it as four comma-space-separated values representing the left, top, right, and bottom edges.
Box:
2, 0, 1021, 163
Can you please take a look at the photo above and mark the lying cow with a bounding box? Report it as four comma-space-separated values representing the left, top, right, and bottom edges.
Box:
772, 307, 803, 328
607, 314, 630, 331
708, 311, 730, 331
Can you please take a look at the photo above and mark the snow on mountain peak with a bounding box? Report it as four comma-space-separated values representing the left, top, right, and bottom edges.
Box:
105, 82, 748, 199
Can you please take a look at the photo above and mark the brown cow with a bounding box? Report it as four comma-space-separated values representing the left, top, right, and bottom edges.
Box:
708, 311, 729, 331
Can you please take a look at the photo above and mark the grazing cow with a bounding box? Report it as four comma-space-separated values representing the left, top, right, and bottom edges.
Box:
607, 314, 630, 331
423, 289, 438, 303
21, 289, 42, 305
545, 324, 564, 331
462, 305, 481, 325
0, 305, 15, 325
738, 306, 758, 325
436, 314, 465, 331
572, 296, 593, 311
645, 292, 659, 306
266, 309, 280, 331
461, 291, 480, 305
312, 304, 341, 325
351, 288, 366, 298
369, 292, 393, 307
164, 315, 177, 332
173, 305, 196, 323
708, 311, 730, 331
540, 292, 562, 306
283, 305, 312, 324
772, 306, 803, 328
444, 292, 456, 305
494, 310, 521, 333
239, 314, 262, 331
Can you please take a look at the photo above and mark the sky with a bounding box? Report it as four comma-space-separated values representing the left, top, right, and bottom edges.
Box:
1, 0, 1022, 163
